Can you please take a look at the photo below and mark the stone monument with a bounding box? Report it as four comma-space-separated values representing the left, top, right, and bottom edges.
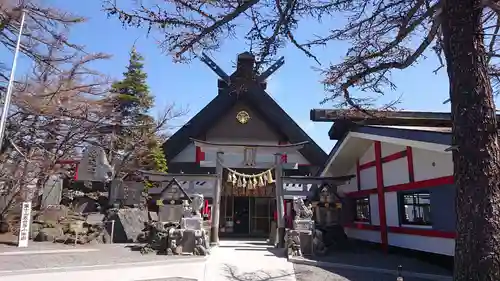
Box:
41, 175, 63, 208
170, 193, 209, 256
286, 197, 314, 257
158, 180, 190, 222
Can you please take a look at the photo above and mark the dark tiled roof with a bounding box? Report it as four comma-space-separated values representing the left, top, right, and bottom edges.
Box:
163, 86, 328, 167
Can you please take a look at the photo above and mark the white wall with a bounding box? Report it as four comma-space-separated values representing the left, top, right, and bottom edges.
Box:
384, 192, 399, 227
337, 140, 455, 256
171, 143, 197, 162
369, 194, 380, 225
360, 143, 375, 163
388, 233, 455, 256
359, 167, 376, 190
338, 166, 358, 193
358, 143, 376, 190
380, 142, 404, 157
171, 139, 310, 165
412, 147, 453, 181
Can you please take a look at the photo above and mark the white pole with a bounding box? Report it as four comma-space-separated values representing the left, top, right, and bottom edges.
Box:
0, 10, 26, 151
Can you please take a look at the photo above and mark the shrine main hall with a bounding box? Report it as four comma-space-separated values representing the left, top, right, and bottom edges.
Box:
155, 52, 327, 237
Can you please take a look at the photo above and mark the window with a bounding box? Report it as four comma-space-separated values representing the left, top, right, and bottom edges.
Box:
400, 192, 432, 226
354, 197, 370, 222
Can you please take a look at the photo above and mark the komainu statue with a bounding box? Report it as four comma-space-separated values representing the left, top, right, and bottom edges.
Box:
293, 197, 313, 220
182, 200, 193, 218
191, 194, 204, 215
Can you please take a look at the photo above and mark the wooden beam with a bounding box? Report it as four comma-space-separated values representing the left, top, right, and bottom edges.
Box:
199, 161, 298, 170
138, 170, 217, 181
199, 52, 230, 83
310, 109, 455, 127
282, 175, 355, 185
258, 56, 285, 82
191, 138, 308, 153
283, 190, 310, 199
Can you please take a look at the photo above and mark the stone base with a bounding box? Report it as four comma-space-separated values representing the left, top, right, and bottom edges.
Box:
181, 217, 203, 230
269, 221, 277, 245
168, 228, 210, 256
299, 232, 313, 256
293, 219, 314, 233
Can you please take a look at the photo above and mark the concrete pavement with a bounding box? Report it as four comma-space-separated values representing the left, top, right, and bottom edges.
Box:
0, 259, 206, 281
204, 239, 296, 281
0, 239, 297, 281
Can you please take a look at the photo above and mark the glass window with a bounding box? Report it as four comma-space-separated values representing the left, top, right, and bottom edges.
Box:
354, 197, 370, 222
400, 192, 432, 225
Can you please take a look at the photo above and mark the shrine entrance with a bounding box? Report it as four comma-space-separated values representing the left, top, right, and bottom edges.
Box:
232, 196, 249, 234
220, 194, 276, 237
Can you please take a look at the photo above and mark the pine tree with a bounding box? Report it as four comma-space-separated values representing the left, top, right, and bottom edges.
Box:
110, 47, 153, 130
108, 47, 167, 173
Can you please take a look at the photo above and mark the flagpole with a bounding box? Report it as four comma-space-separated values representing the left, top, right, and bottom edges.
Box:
0, 9, 26, 151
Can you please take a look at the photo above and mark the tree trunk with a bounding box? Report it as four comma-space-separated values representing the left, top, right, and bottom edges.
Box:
441, 1, 500, 280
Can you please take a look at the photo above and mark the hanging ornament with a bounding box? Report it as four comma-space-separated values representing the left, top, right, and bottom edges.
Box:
258, 176, 264, 187
267, 169, 274, 183
237, 176, 243, 187
263, 173, 268, 183
253, 177, 258, 187
232, 173, 237, 185
248, 179, 253, 189
242, 177, 247, 188
227, 172, 233, 183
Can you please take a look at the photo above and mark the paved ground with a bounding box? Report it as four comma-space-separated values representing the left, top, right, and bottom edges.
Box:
0, 239, 454, 281
312, 249, 452, 276
137, 279, 196, 281
294, 264, 449, 281
0, 260, 205, 281
0, 242, 204, 272
204, 239, 296, 281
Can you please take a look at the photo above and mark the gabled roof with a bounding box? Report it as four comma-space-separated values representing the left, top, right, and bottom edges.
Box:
159, 178, 192, 203
318, 124, 453, 177
329, 124, 452, 144
311, 110, 462, 176
163, 65, 327, 167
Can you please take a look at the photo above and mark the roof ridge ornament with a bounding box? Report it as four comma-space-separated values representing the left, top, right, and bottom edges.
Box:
198, 52, 285, 93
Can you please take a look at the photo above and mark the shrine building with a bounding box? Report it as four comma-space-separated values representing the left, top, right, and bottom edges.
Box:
312, 110, 456, 260
157, 53, 327, 237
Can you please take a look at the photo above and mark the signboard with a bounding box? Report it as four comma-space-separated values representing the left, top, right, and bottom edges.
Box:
18, 201, 31, 248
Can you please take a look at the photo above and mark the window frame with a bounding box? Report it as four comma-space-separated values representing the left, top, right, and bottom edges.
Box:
353, 196, 371, 223
398, 191, 432, 227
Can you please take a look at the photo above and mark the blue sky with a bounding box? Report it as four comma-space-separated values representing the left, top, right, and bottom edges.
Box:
8, 0, 451, 153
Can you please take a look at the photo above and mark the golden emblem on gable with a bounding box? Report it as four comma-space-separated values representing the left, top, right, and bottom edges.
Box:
236, 111, 250, 124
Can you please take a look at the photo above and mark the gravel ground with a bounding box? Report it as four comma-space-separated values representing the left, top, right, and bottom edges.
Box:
294, 264, 450, 281
0, 243, 206, 271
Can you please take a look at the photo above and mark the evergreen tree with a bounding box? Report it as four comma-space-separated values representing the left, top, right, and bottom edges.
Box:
110, 47, 153, 131
108, 47, 167, 173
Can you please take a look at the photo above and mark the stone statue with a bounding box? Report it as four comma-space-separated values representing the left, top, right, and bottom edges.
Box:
190, 193, 204, 216
286, 230, 302, 257
293, 197, 313, 220
182, 200, 193, 218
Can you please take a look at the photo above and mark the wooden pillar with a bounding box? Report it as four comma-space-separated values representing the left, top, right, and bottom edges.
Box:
210, 151, 224, 245
274, 153, 285, 248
